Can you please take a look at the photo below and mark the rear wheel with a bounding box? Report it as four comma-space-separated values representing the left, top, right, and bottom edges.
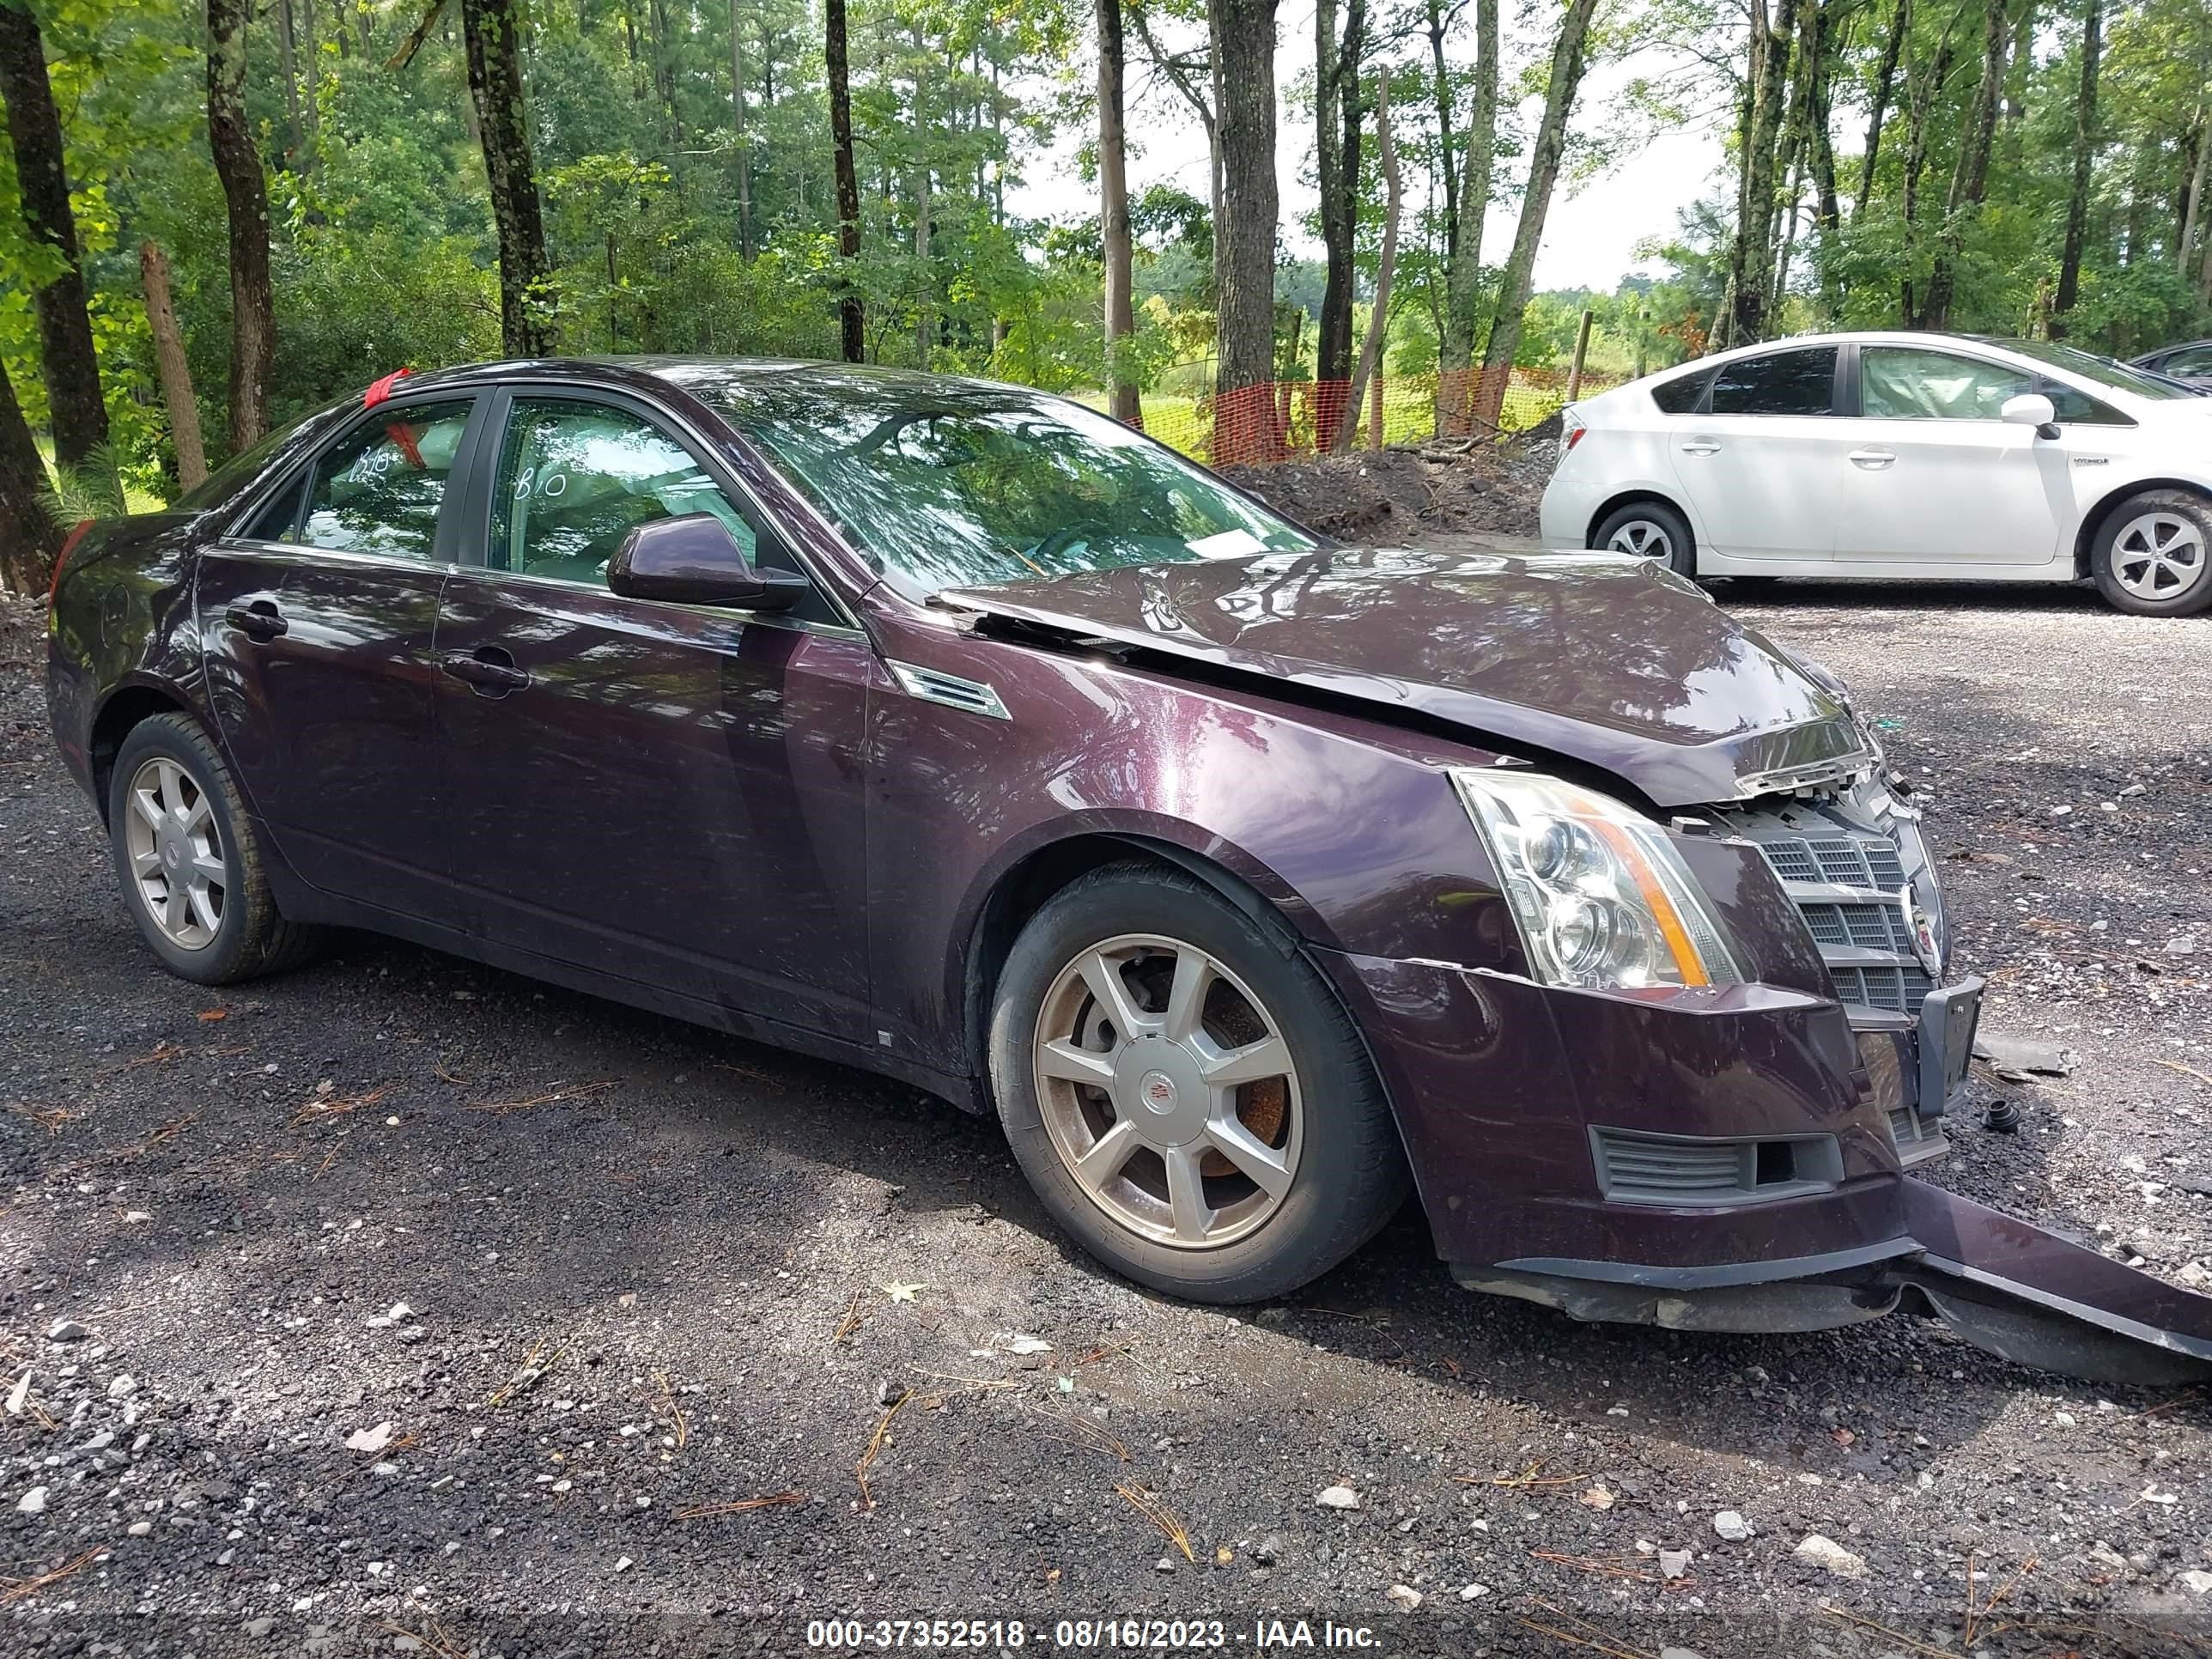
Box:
107, 713, 322, 984
1591, 500, 1694, 577
988, 861, 1409, 1303
2091, 491, 2212, 617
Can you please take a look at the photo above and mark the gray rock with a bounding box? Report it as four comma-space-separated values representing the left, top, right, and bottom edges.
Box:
1794, 1534, 1869, 1578
1659, 1548, 1693, 1580
1316, 1485, 1360, 1510
106, 1374, 137, 1400
46, 1319, 90, 1343
16, 1486, 48, 1514
1712, 1510, 1752, 1542
1384, 1584, 1422, 1610
128, 1521, 152, 1537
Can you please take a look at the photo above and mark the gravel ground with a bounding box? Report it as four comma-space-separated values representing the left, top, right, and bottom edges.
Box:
3, 562, 2210, 1658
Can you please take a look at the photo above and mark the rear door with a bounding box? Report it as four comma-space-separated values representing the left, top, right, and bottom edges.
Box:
1830, 344, 2071, 565
430, 385, 877, 1042
1665, 345, 1844, 561
197, 393, 485, 917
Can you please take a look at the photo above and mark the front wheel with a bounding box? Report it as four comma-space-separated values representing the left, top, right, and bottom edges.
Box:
988, 861, 1409, 1304
106, 713, 323, 984
1591, 499, 1695, 577
2091, 491, 2212, 617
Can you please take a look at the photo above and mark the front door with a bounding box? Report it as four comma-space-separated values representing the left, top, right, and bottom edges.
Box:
1831, 344, 2071, 565
432, 389, 877, 1042
197, 393, 481, 917
1665, 344, 1844, 561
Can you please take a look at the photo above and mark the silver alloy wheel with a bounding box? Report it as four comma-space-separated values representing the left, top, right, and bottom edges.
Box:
1605, 519, 1674, 562
2110, 511, 2208, 601
1031, 933, 1304, 1249
124, 757, 227, 950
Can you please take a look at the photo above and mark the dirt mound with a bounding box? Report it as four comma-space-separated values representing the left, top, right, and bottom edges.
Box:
1218, 434, 1552, 542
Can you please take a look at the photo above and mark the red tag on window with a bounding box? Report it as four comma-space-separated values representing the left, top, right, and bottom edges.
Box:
363, 368, 413, 408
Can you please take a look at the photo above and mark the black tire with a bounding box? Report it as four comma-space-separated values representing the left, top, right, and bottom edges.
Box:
2090, 489, 2212, 617
106, 712, 323, 985
1590, 499, 1695, 577
988, 860, 1410, 1304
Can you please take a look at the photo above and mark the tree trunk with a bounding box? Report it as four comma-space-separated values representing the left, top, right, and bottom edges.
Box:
2052, 0, 2100, 329
1315, 0, 1365, 404
139, 242, 208, 491
1918, 0, 2008, 328
1853, 0, 1910, 222
732, 0, 753, 259
0, 356, 58, 595
1898, 20, 1957, 324
1335, 76, 1399, 454
1472, 0, 1599, 430
1725, 0, 1798, 347
276, 0, 306, 162
207, 0, 276, 450
1209, 0, 1280, 461
1439, 0, 1498, 423
1425, 0, 1455, 264
1097, 0, 1139, 423
911, 21, 930, 369
2180, 94, 2209, 278
461, 0, 552, 357
826, 0, 864, 361
0, 0, 109, 473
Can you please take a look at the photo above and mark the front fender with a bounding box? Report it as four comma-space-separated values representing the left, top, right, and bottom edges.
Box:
864, 612, 1527, 1076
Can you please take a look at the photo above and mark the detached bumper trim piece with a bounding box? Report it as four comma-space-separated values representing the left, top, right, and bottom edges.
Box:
1498, 1234, 1920, 1291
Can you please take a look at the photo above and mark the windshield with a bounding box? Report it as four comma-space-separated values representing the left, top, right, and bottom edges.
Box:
693, 371, 1316, 592
1981, 338, 2197, 401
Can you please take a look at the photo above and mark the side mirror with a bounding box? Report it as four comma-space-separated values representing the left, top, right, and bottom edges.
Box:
607, 513, 810, 611
2001, 392, 2060, 440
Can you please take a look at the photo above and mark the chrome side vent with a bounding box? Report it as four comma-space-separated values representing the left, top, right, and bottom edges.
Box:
887, 660, 1011, 721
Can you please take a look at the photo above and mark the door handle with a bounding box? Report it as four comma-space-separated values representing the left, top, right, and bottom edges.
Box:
440, 647, 532, 696
223, 601, 287, 641
1848, 447, 1897, 468
1680, 438, 1722, 456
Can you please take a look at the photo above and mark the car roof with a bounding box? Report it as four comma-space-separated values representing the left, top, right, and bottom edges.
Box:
378, 355, 1029, 404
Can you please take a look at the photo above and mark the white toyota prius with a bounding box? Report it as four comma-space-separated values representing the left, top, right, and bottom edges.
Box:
1540, 331, 2212, 616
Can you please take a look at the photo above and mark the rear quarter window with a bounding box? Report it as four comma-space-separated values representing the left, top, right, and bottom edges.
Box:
1650, 371, 1711, 415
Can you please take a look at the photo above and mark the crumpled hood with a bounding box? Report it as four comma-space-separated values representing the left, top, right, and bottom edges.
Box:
943, 547, 1875, 808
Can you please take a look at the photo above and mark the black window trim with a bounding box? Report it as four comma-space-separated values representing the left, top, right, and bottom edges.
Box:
216, 393, 491, 570
459, 380, 865, 635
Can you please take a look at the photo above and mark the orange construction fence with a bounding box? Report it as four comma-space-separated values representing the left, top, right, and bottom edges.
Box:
1114, 366, 1620, 470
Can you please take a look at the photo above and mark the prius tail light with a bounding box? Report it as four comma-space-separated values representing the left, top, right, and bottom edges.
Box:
1556, 411, 1588, 471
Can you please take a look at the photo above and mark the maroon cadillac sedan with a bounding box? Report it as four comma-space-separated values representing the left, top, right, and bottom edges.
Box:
44, 358, 2212, 1382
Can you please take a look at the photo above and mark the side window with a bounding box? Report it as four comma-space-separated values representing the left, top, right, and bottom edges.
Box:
490, 398, 761, 587
2039, 378, 2131, 426
1707, 348, 1837, 416
297, 399, 474, 559
1650, 370, 1711, 415
1861, 348, 2031, 420
2162, 344, 2212, 378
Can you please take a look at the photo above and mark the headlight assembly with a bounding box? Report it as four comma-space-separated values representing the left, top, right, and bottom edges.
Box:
1452, 770, 1742, 991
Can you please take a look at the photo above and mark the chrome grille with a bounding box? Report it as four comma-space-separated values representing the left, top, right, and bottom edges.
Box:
1725, 807, 1939, 1019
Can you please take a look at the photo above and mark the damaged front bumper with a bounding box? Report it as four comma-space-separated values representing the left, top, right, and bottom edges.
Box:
1319, 942, 2212, 1386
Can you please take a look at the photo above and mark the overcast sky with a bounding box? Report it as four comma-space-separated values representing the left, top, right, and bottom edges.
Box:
1003, 30, 1730, 295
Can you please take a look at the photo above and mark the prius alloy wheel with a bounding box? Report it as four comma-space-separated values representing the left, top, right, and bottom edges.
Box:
2110, 513, 2205, 602
1032, 933, 1303, 1249
106, 713, 322, 984
1590, 500, 1695, 578
989, 860, 1408, 1303
125, 757, 227, 949
2094, 491, 2212, 617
